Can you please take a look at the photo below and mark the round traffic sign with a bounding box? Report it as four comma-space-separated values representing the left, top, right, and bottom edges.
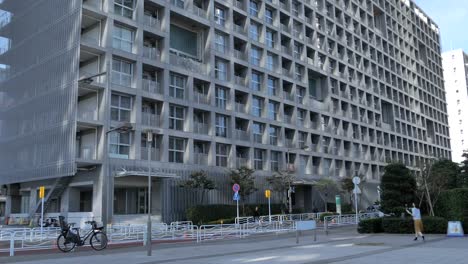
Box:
352, 177, 361, 185
232, 183, 240, 192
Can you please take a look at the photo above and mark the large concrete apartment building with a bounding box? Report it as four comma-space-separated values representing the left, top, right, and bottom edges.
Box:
0, 0, 450, 225
442, 49, 468, 163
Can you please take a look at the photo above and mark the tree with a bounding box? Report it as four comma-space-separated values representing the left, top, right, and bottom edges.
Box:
179, 170, 215, 204
416, 159, 461, 216
340, 174, 366, 207
460, 151, 468, 187
315, 178, 340, 212
229, 166, 257, 215
266, 170, 296, 213
380, 163, 416, 214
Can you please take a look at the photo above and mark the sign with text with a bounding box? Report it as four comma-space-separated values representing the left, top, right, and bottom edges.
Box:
335, 195, 342, 215
39, 186, 45, 199
265, 189, 271, 198
447, 221, 464, 237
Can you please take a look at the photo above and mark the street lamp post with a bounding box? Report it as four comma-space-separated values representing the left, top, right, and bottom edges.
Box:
146, 130, 153, 256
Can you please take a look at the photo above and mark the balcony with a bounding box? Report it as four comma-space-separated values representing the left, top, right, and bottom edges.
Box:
142, 79, 162, 94
76, 145, 97, 160
143, 46, 161, 61
284, 139, 295, 148
141, 147, 160, 161
194, 122, 209, 135
234, 25, 247, 36
235, 129, 250, 141
236, 157, 249, 168
83, 0, 102, 10
141, 112, 161, 127
143, 14, 161, 29
194, 153, 208, 165
169, 52, 207, 75
233, 50, 247, 61
235, 103, 247, 114
193, 91, 210, 105
77, 108, 98, 121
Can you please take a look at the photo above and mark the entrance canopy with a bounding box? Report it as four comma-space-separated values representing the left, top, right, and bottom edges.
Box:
115, 168, 179, 179
293, 178, 318, 186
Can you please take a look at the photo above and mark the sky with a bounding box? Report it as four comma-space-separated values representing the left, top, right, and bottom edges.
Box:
414, 0, 468, 52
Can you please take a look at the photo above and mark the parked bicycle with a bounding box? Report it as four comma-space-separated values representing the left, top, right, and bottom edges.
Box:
57, 216, 108, 252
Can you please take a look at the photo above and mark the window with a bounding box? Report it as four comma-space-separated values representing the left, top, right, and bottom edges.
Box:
254, 149, 264, 170
268, 101, 278, 120
216, 86, 228, 109
214, 6, 226, 26
111, 94, 132, 122
215, 59, 228, 81
265, 30, 275, 48
252, 96, 263, 117
112, 58, 133, 86
169, 73, 186, 99
249, 23, 260, 41
252, 122, 263, 143
215, 32, 227, 52
269, 126, 278, 145
293, 43, 302, 59
267, 77, 277, 96
169, 105, 185, 130
216, 114, 228, 137
169, 137, 185, 163
109, 131, 131, 159
297, 109, 305, 125
250, 71, 261, 91
113, 25, 134, 52
170, 24, 198, 58
266, 52, 275, 70
249, 1, 259, 17
114, 0, 134, 19
271, 151, 280, 171
298, 131, 306, 147
216, 143, 229, 167
265, 8, 273, 25
250, 47, 261, 66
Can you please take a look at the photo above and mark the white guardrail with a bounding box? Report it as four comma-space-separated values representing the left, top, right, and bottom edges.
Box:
0, 212, 380, 256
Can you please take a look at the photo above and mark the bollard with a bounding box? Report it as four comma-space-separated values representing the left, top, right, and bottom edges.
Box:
10, 236, 14, 257
324, 219, 328, 235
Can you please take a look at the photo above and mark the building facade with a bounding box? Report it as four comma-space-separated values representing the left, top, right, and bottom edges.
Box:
442, 49, 468, 163
0, 0, 450, 224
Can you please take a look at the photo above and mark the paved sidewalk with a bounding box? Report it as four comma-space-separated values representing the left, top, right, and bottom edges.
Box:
1, 227, 466, 264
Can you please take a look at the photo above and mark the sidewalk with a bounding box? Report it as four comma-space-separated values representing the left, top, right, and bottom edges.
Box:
1, 227, 465, 264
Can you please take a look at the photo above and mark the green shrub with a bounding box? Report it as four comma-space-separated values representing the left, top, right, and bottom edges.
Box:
320, 212, 336, 221
341, 203, 353, 213
382, 217, 447, 234
358, 218, 383, 233
206, 218, 236, 225
436, 188, 468, 220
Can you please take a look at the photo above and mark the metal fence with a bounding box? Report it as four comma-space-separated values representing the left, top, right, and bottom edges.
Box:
1, 212, 380, 256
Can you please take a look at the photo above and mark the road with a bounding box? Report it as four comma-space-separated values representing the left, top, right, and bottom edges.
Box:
2, 227, 467, 264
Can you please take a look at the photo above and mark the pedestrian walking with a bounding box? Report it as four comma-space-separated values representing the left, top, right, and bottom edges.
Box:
406, 203, 425, 241
253, 206, 260, 223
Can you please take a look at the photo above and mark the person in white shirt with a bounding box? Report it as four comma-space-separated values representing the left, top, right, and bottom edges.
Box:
406, 203, 425, 241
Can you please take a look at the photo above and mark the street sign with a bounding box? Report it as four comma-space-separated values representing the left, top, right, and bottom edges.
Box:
447, 221, 464, 237
232, 183, 240, 192
39, 186, 45, 199
352, 177, 361, 185
233, 191, 240, 201
353, 185, 362, 194
265, 189, 271, 198
335, 195, 342, 214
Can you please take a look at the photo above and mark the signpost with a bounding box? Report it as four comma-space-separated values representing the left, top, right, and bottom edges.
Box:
295, 220, 317, 244
39, 186, 45, 237
233, 184, 240, 221
352, 177, 361, 224
335, 195, 341, 215
265, 189, 271, 222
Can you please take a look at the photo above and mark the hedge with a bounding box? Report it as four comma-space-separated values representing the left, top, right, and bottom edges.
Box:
358, 217, 447, 234
358, 218, 383, 233
435, 188, 468, 221
186, 204, 283, 225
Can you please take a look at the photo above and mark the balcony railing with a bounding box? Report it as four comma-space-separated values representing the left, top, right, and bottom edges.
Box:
194, 153, 208, 165
76, 145, 96, 160
235, 129, 250, 141
142, 79, 162, 94
194, 122, 209, 135
169, 52, 207, 75
141, 147, 160, 161
141, 112, 161, 127
81, 34, 101, 46
235, 102, 247, 113
77, 109, 98, 121
143, 46, 161, 60
194, 92, 210, 105
143, 15, 161, 29
236, 157, 249, 168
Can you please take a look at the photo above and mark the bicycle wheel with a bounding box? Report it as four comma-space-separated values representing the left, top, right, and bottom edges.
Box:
90, 232, 108, 251
57, 234, 76, 252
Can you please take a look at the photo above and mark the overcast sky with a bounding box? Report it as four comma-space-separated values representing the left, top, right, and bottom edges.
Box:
414, 0, 468, 52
